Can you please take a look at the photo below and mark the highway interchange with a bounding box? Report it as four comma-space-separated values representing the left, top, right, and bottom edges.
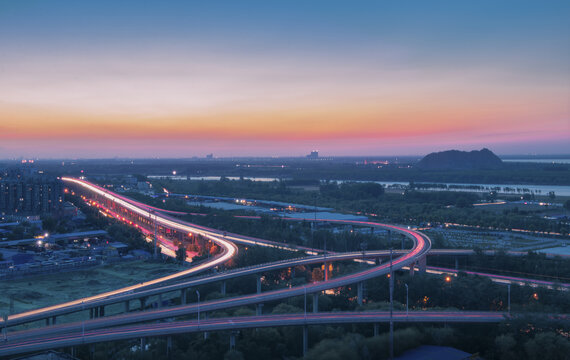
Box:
0, 178, 567, 357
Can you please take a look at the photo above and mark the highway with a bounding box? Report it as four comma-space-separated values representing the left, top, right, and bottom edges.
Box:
1, 178, 565, 357
1, 178, 429, 330
0, 311, 507, 356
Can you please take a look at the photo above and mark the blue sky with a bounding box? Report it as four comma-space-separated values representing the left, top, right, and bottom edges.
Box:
1, 1, 568, 158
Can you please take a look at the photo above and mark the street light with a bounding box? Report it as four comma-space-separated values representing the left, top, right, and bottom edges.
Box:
196, 290, 200, 324
404, 283, 409, 317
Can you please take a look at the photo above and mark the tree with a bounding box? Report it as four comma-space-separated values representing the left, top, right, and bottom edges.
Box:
495, 334, 517, 360
176, 245, 187, 264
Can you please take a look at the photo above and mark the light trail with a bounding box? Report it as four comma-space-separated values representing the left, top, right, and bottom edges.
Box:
6, 178, 238, 323
0, 311, 512, 356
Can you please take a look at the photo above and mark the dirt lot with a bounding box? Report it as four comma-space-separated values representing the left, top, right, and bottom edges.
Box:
0, 260, 181, 316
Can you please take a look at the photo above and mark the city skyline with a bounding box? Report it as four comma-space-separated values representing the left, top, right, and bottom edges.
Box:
1, 1, 569, 158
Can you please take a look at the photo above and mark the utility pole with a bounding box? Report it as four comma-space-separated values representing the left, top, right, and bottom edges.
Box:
389, 248, 394, 360
196, 290, 200, 324
507, 284, 511, 315
151, 210, 158, 259
405, 283, 409, 317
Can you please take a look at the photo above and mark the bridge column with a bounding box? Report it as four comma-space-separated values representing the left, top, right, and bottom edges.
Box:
89, 308, 94, 319
357, 282, 364, 306
99, 306, 105, 317
2, 314, 7, 341
256, 276, 262, 294
166, 336, 172, 358
221, 281, 226, 296
140, 337, 146, 351
52, 316, 56, 325
124, 300, 130, 313
324, 262, 329, 281
418, 256, 427, 273
303, 325, 308, 357
181, 289, 187, 304
374, 323, 379, 336
409, 261, 415, 277
229, 331, 236, 351
312, 293, 319, 313
140, 297, 147, 311
45, 317, 50, 326
158, 293, 163, 308
256, 303, 263, 316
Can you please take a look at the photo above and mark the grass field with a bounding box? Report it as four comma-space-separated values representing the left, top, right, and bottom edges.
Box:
0, 260, 180, 316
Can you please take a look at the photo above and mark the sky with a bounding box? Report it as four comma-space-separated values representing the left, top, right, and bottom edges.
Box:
1, 1, 569, 158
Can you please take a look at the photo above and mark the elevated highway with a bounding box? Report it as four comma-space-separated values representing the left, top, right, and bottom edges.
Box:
1, 179, 429, 328
1, 178, 564, 357
0, 311, 509, 356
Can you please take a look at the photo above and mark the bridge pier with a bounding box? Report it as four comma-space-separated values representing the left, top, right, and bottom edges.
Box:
181, 289, 187, 305
418, 256, 427, 272
303, 325, 308, 357
229, 331, 236, 351
357, 282, 364, 306
124, 300, 130, 313
89, 308, 94, 319
2, 314, 7, 341
166, 336, 172, 358
374, 323, 379, 337
140, 337, 146, 351
52, 316, 56, 325
140, 297, 147, 310
221, 281, 226, 296
158, 293, 163, 308
256, 276, 262, 294
312, 293, 319, 313
45, 318, 50, 326
256, 303, 263, 316
99, 306, 105, 317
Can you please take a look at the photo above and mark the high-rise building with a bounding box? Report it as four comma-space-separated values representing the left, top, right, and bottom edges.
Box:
0, 168, 63, 217
306, 150, 319, 159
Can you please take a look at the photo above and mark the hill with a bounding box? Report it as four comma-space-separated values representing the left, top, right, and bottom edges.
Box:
417, 148, 504, 170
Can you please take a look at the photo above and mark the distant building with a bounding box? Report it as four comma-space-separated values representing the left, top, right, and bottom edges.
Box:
306, 150, 319, 159
0, 167, 63, 217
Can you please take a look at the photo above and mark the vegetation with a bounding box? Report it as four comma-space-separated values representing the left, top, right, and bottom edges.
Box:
146, 178, 568, 236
